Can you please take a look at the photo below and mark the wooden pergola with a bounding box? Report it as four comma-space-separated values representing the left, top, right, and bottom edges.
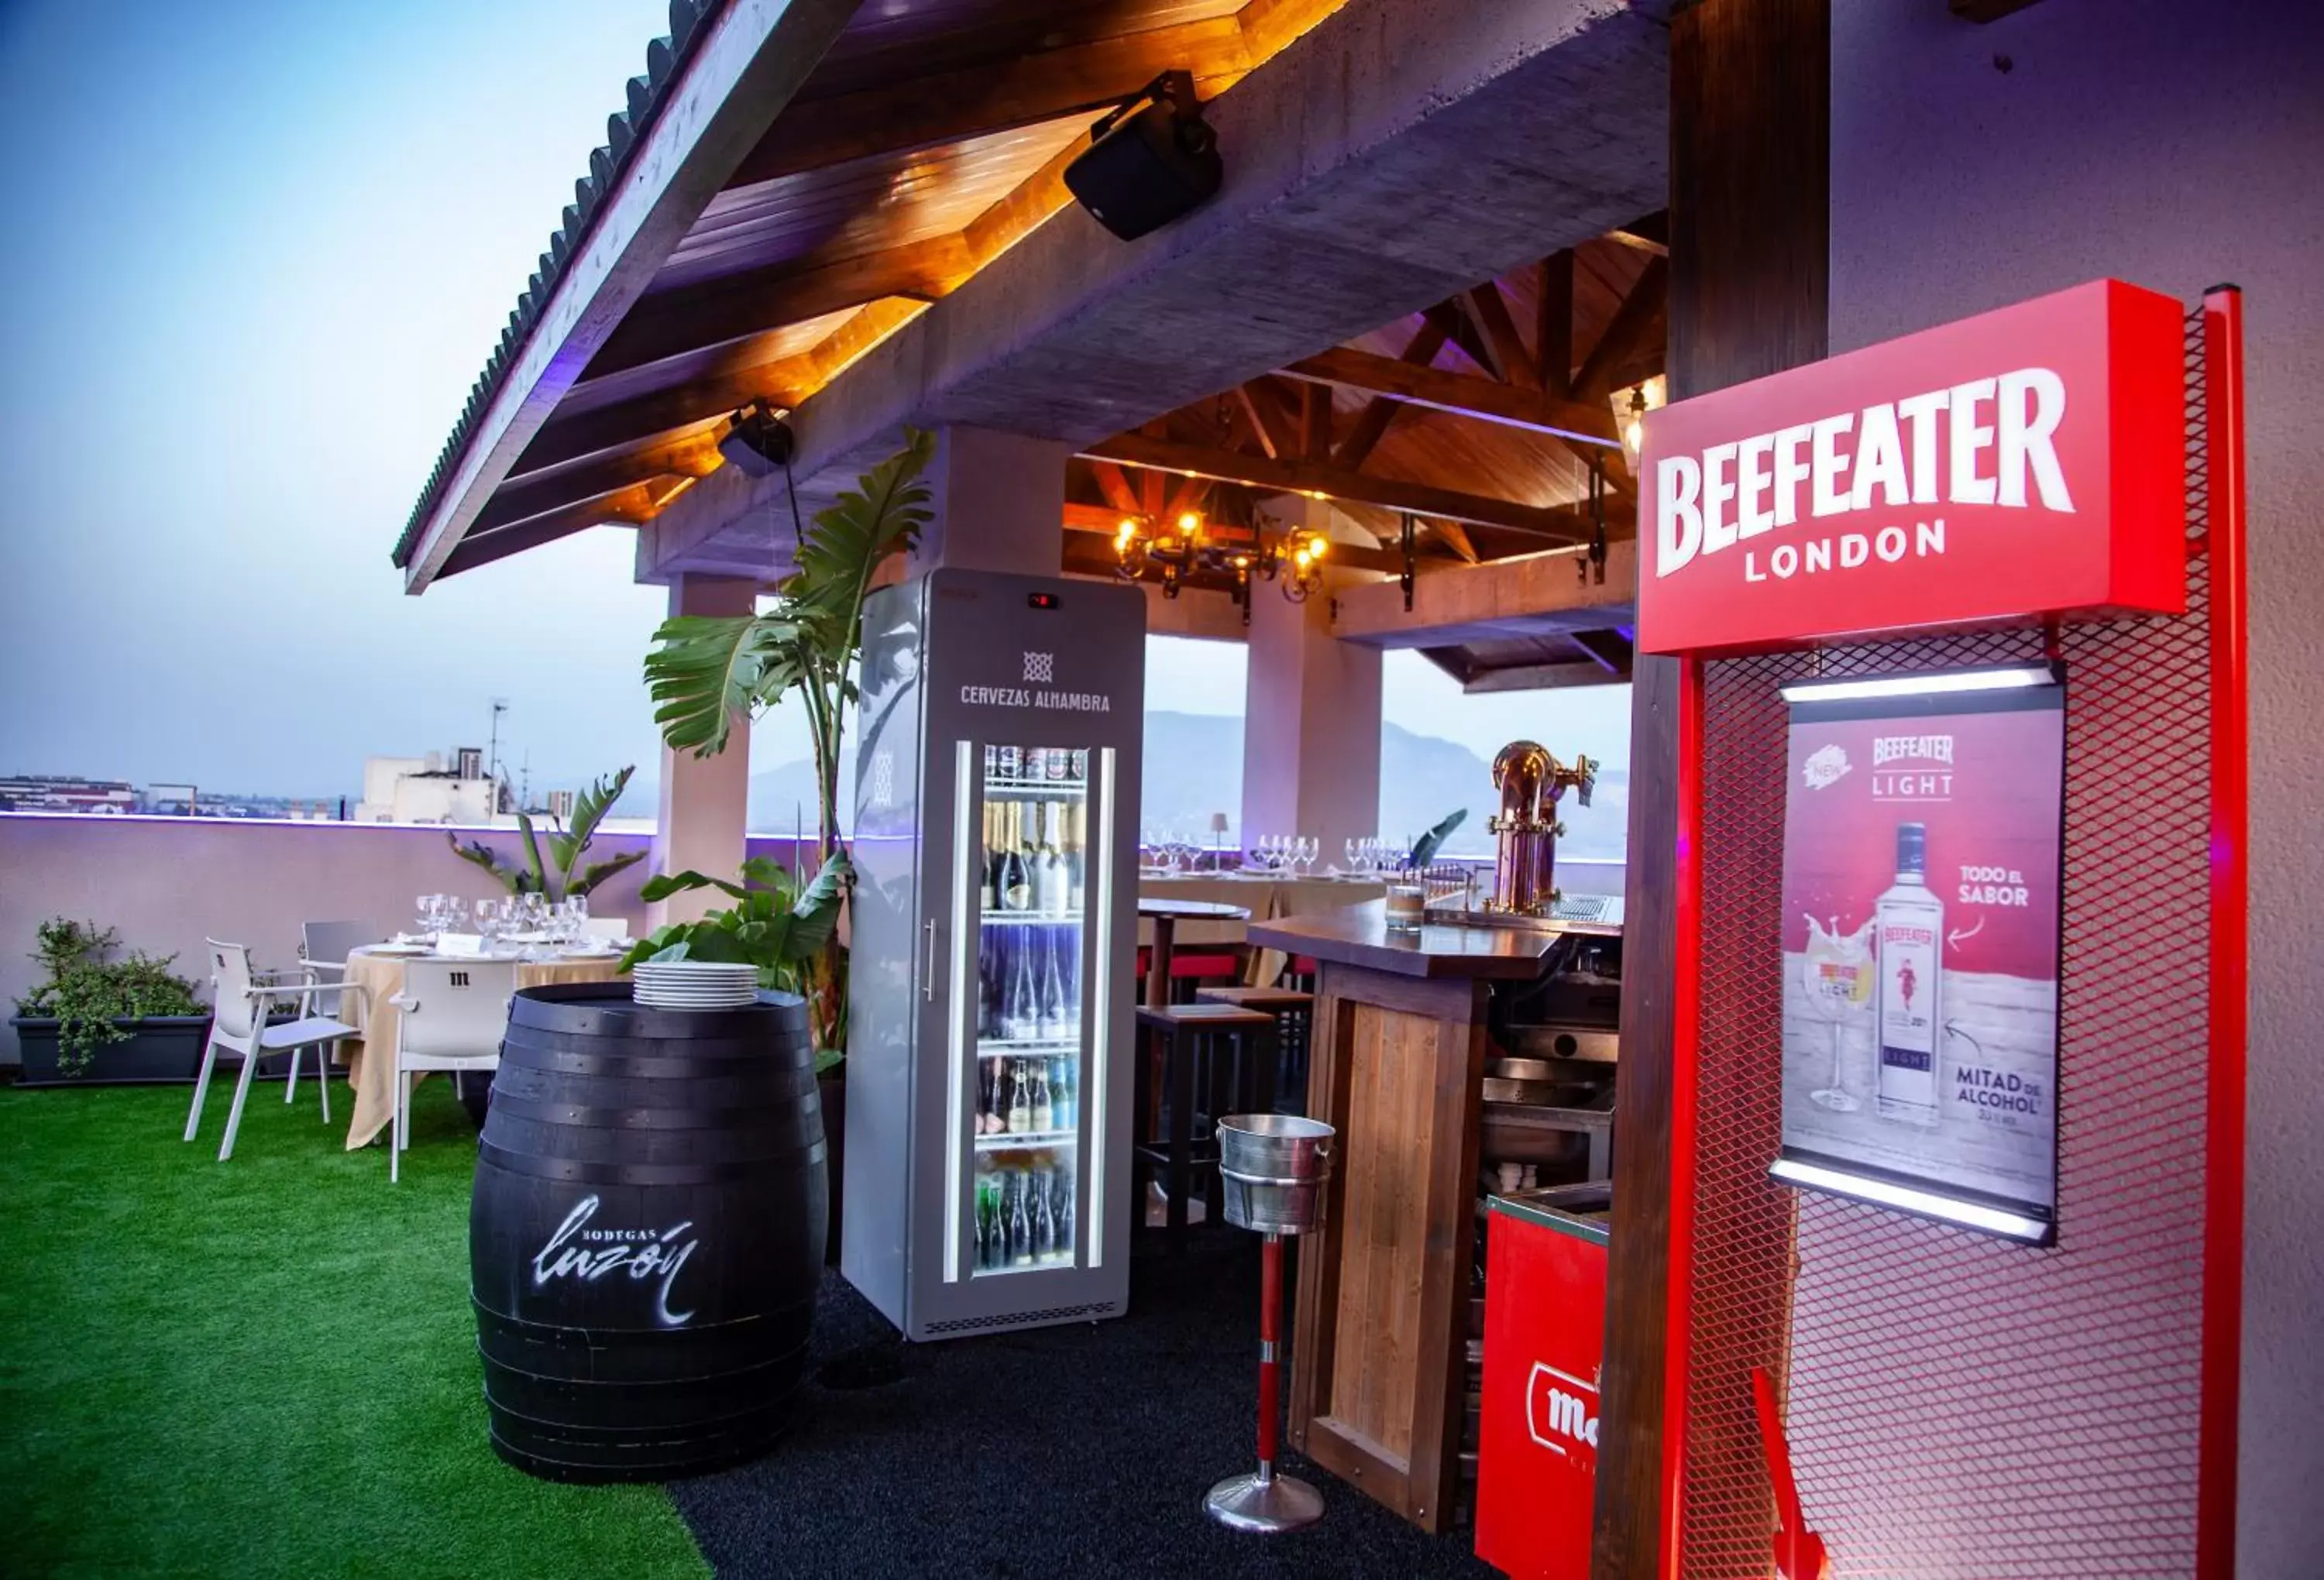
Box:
392, 0, 1662, 689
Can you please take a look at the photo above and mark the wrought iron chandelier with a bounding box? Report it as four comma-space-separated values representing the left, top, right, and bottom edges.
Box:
1112, 509, 1329, 620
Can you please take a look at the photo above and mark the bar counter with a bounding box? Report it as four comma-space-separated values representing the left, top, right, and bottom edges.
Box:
1248, 901, 1558, 1533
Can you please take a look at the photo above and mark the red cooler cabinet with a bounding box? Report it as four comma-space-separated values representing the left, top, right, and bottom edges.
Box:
1476, 1183, 1612, 1580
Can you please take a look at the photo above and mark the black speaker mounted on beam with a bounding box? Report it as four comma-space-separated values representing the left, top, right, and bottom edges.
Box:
718, 400, 794, 478
1064, 70, 1222, 242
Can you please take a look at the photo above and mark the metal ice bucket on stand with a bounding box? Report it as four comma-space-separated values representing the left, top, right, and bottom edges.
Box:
1217, 1113, 1332, 1233
1205, 1114, 1336, 1534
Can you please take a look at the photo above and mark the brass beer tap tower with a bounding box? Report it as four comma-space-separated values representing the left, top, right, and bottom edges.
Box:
1484, 741, 1597, 919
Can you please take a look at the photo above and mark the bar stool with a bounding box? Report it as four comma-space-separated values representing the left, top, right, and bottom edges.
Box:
1132, 1003, 1279, 1252
1195, 986, 1315, 1115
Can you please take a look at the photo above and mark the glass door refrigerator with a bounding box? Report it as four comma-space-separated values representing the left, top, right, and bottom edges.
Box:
843, 568, 1146, 1339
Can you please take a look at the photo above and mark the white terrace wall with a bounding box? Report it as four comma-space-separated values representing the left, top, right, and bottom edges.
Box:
0, 814, 810, 1067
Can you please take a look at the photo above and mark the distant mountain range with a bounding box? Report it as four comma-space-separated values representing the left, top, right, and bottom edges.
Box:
748, 710, 1626, 860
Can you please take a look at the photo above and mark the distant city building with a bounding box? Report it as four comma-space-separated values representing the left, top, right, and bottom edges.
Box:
352, 749, 507, 825
0, 774, 138, 814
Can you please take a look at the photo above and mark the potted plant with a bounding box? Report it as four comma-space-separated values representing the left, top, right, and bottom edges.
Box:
622, 850, 851, 1259
448, 766, 646, 899
642, 428, 935, 1059
11, 918, 210, 1086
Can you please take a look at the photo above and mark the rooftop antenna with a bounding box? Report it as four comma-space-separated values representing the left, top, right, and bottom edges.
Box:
487, 699, 510, 785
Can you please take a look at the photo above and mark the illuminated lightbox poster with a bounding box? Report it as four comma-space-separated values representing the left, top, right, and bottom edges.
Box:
1770, 667, 2065, 1244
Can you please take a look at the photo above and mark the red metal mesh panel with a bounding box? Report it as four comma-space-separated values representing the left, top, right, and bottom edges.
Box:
1677, 311, 2216, 1578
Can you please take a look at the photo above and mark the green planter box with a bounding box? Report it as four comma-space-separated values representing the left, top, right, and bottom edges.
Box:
10, 1015, 212, 1087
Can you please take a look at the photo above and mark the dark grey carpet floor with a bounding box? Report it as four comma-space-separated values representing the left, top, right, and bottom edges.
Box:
669, 1230, 1497, 1579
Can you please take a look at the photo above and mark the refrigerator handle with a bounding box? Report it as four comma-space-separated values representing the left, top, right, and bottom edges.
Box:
923, 918, 939, 1000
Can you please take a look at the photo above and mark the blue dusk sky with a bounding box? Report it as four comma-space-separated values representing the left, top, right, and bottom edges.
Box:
0, 0, 1628, 805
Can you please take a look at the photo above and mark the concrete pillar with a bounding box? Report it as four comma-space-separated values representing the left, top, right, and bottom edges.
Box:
904, 425, 1072, 579
651, 574, 758, 928
1239, 496, 1383, 860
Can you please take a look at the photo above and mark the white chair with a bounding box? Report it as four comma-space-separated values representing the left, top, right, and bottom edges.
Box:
580, 916, 631, 942
185, 940, 366, 1161
287, 921, 380, 1116
298, 919, 378, 984
388, 958, 515, 1183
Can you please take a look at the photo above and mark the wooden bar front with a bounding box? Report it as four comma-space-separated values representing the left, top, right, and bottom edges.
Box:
1250, 903, 1556, 1533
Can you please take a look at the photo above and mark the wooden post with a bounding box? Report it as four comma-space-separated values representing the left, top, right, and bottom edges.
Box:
1590, 2, 1829, 1575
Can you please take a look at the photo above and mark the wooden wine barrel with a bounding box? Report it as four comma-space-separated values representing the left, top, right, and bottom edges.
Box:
469, 982, 827, 1483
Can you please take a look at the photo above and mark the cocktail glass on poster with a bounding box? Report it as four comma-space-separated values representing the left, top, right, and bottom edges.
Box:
1800, 915, 1873, 1112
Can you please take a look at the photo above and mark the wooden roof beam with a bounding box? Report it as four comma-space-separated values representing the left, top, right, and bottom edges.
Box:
1088, 462, 1142, 517
579, 235, 968, 385
436, 485, 657, 580
1573, 253, 1668, 400
511, 299, 925, 479
1538, 249, 1574, 398
1464, 656, 1630, 692
1464, 281, 1538, 391
1566, 626, 1633, 675
1081, 431, 1621, 541
1279, 345, 1620, 447
471, 432, 721, 534
1234, 378, 1305, 461
1422, 301, 1501, 378
1331, 539, 1639, 647
723, 15, 1257, 191
1335, 317, 1449, 472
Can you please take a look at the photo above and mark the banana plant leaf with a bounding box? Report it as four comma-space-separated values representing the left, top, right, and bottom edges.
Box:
1407, 808, 1470, 871
639, 428, 933, 765
645, 613, 799, 759
639, 868, 752, 903
570, 849, 647, 895
517, 814, 548, 895
784, 428, 935, 645
618, 850, 854, 985
547, 767, 635, 874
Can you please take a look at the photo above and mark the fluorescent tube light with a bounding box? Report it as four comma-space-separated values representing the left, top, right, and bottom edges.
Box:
1770, 1157, 2053, 1244
1779, 664, 2057, 705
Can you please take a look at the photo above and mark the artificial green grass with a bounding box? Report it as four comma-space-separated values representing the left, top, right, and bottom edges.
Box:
0, 1078, 711, 1580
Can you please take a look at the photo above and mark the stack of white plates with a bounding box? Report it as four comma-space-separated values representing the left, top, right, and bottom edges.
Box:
631, 960, 760, 1009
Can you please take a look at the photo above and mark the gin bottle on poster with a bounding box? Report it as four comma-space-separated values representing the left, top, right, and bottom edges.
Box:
1873, 821, 1944, 1126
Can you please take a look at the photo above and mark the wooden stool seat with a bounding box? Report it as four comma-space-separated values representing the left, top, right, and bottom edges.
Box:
1195, 987, 1313, 1012
1196, 988, 1316, 1116
1136, 1002, 1277, 1032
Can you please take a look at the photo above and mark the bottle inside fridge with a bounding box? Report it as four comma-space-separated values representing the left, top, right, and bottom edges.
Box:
969, 743, 1090, 1276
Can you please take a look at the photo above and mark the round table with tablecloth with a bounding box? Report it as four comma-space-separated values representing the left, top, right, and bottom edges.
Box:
336, 947, 626, 1150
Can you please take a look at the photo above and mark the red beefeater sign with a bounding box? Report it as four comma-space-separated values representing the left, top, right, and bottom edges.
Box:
1635, 279, 2186, 655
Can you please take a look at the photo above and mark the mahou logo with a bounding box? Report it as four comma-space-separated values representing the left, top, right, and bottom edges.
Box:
1525, 1362, 1600, 1463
